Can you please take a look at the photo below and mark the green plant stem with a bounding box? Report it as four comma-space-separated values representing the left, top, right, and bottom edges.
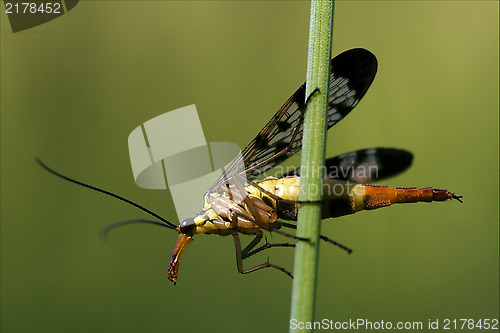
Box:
289, 1, 334, 332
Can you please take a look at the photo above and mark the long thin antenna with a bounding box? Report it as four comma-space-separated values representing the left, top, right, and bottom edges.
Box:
100, 219, 177, 240
36, 158, 178, 230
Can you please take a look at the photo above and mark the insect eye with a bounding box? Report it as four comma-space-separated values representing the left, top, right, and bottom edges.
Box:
180, 217, 196, 234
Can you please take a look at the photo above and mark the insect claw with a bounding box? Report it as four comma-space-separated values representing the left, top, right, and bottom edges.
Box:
305, 87, 321, 105
452, 194, 463, 203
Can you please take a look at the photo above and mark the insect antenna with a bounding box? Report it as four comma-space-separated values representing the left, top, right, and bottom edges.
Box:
100, 219, 176, 240
452, 194, 464, 203
36, 158, 178, 230
279, 221, 352, 254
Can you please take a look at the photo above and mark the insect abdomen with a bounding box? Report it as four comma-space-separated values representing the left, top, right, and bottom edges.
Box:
360, 185, 456, 208
324, 182, 458, 218
253, 177, 458, 220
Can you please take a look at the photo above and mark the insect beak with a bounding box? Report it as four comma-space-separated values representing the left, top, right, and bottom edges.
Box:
167, 233, 193, 285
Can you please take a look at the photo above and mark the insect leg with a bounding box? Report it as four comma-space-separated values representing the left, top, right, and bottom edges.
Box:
240, 231, 264, 258
232, 231, 293, 279
280, 221, 352, 253
305, 87, 320, 105
242, 235, 295, 259
262, 225, 309, 241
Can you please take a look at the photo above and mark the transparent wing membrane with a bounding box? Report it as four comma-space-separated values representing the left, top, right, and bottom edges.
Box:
213, 48, 378, 190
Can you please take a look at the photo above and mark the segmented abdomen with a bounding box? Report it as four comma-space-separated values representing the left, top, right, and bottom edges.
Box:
249, 177, 457, 220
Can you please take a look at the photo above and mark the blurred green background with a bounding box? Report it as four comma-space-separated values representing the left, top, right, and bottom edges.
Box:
1, 1, 498, 332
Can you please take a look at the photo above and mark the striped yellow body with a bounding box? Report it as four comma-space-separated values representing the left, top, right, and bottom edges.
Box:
188, 176, 457, 237
247, 176, 366, 219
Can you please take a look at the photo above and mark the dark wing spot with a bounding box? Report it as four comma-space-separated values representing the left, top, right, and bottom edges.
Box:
253, 133, 268, 149
276, 121, 291, 132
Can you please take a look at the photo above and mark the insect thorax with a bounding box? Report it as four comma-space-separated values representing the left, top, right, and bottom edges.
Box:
188, 189, 277, 236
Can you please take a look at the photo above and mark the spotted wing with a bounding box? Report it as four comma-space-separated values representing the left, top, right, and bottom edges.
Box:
213, 48, 378, 191
281, 148, 414, 184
